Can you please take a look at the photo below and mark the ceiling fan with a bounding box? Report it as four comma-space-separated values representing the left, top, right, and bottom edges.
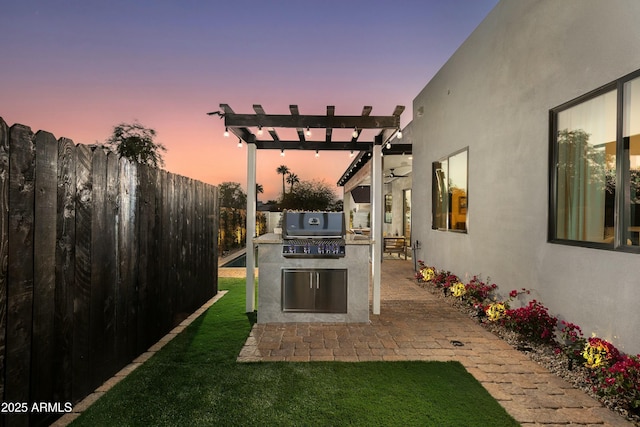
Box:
384, 166, 411, 183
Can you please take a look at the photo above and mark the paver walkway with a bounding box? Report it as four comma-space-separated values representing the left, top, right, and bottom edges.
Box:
237, 259, 633, 426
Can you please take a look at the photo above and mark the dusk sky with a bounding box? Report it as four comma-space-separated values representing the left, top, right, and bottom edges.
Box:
3, 0, 498, 202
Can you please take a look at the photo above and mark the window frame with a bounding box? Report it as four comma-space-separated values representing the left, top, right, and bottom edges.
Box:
432, 147, 469, 233
549, 68, 640, 253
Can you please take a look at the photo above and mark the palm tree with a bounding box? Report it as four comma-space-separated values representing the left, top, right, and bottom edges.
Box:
276, 165, 290, 197
255, 183, 263, 206
286, 173, 300, 193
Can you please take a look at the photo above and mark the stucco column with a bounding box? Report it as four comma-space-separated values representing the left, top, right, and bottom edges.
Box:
246, 142, 257, 313
371, 138, 383, 314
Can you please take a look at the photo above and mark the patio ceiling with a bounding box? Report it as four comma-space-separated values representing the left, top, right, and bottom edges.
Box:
337, 144, 412, 187
214, 104, 404, 151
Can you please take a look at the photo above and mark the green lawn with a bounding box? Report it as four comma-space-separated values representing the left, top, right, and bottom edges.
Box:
72, 278, 518, 427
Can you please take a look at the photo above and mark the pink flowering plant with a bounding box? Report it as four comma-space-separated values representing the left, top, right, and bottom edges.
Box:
464, 276, 498, 306
483, 288, 530, 322
415, 260, 459, 293
501, 299, 558, 344
432, 270, 460, 289
556, 321, 587, 369
591, 354, 640, 414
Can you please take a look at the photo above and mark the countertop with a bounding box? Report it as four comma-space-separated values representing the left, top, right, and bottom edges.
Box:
254, 233, 371, 245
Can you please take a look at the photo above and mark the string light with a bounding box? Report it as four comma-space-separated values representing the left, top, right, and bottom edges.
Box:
396, 128, 403, 139
349, 150, 355, 158
306, 126, 311, 137
280, 149, 285, 157
386, 142, 391, 149
237, 138, 243, 148
352, 127, 359, 138
257, 126, 263, 136
315, 150, 319, 158
224, 127, 229, 138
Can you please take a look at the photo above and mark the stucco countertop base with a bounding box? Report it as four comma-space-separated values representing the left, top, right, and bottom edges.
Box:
254, 234, 371, 323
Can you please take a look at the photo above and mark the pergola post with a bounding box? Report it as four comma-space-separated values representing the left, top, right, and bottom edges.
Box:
371, 136, 383, 315
245, 142, 257, 313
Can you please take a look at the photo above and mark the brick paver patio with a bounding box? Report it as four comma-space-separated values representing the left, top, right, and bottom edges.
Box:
237, 259, 633, 427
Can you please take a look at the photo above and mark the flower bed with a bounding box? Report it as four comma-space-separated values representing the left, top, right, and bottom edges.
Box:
415, 260, 640, 425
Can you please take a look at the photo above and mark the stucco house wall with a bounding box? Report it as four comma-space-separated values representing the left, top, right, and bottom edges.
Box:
412, 0, 640, 354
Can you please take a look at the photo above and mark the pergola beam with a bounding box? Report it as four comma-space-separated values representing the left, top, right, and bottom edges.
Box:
254, 141, 372, 151
224, 113, 399, 130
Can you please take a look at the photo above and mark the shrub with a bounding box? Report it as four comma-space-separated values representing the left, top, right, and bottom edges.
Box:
433, 271, 459, 288
464, 276, 498, 306
582, 337, 620, 369
556, 321, 587, 369
485, 302, 507, 321
450, 282, 467, 298
501, 299, 558, 344
591, 354, 640, 415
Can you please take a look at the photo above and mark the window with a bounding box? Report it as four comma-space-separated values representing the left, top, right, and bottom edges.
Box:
550, 69, 640, 250
432, 148, 468, 232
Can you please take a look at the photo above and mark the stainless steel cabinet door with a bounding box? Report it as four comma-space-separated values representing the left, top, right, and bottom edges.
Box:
315, 270, 347, 313
282, 269, 347, 313
282, 270, 315, 311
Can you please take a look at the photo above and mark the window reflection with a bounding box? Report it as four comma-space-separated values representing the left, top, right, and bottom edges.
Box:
432, 149, 468, 232
555, 90, 616, 243
624, 77, 640, 246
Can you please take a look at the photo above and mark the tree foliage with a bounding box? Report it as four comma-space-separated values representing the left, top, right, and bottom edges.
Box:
218, 182, 247, 209
286, 172, 300, 193
279, 179, 340, 211
106, 122, 167, 168
276, 165, 290, 197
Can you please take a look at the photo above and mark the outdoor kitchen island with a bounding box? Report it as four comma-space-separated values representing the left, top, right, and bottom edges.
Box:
254, 212, 370, 324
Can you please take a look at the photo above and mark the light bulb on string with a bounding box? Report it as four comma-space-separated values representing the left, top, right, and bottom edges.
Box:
224, 127, 229, 138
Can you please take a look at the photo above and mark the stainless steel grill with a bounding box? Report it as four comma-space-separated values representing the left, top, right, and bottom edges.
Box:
282, 211, 346, 258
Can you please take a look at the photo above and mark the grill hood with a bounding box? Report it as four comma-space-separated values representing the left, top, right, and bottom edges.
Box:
282, 211, 345, 239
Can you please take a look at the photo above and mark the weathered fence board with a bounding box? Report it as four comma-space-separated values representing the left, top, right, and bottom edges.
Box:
0, 118, 218, 426
104, 152, 119, 369
7, 124, 36, 427
30, 131, 58, 426
136, 165, 151, 354
54, 136, 76, 406
73, 144, 93, 402
0, 119, 8, 402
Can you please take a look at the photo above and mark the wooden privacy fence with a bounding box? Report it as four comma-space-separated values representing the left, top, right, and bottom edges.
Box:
0, 118, 219, 426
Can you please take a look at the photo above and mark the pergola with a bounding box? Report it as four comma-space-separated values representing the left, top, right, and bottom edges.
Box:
211, 104, 404, 315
